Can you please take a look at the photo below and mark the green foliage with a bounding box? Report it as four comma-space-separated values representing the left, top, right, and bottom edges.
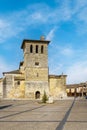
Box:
42, 91, 48, 103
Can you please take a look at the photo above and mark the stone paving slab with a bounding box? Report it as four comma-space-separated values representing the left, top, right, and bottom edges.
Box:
0, 122, 59, 130
62, 99, 87, 130
68, 112, 87, 121
63, 122, 87, 130
0, 99, 87, 130
0, 100, 72, 130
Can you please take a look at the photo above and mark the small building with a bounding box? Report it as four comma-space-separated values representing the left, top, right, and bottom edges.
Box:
66, 83, 87, 97
0, 36, 67, 100
0, 78, 3, 98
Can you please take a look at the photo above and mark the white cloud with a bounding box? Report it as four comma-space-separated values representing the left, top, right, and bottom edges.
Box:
30, 12, 48, 23
1, 1, 87, 42
0, 19, 11, 42
0, 1, 75, 42
46, 27, 57, 40
31, 12, 43, 20
74, 0, 87, 12
49, 63, 63, 75
0, 19, 7, 27
0, 56, 16, 77
60, 47, 74, 56
66, 61, 87, 84
77, 7, 87, 23
0, 18, 23, 42
50, 44, 74, 57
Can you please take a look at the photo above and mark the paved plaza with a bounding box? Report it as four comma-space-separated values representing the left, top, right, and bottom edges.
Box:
0, 98, 87, 130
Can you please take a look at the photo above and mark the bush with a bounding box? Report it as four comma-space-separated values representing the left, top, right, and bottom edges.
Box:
42, 91, 48, 103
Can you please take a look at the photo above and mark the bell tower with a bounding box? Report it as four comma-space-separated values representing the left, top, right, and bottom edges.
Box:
21, 36, 50, 99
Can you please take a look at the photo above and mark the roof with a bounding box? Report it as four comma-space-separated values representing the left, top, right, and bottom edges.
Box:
67, 84, 79, 88
21, 39, 50, 49
14, 76, 25, 80
0, 78, 3, 82
19, 61, 24, 66
66, 83, 86, 88
3, 70, 22, 75
49, 74, 67, 78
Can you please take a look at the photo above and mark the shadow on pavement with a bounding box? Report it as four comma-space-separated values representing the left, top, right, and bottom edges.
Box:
0, 105, 12, 110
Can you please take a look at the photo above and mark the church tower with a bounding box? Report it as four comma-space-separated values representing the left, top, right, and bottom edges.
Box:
21, 36, 50, 99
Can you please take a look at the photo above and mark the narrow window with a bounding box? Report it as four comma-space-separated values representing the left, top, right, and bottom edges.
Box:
41, 45, 44, 53
35, 62, 39, 66
17, 81, 20, 85
36, 45, 38, 53
30, 45, 33, 53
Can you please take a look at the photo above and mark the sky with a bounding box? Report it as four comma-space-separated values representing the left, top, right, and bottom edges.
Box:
0, 0, 87, 84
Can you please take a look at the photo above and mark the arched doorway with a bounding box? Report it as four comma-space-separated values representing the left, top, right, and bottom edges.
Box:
35, 91, 40, 99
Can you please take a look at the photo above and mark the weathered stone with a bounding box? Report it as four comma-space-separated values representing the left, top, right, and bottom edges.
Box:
48, 96, 54, 103
0, 37, 67, 100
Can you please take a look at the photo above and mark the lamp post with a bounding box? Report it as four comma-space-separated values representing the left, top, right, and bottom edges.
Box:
85, 81, 87, 96
75, 88, 76, 98
82, 86, 83, 97
82, 82, 87, 97
81, 83, 84, 97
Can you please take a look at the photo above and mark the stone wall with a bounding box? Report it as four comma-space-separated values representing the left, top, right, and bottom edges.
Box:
0, 79, 3, 98
3, 75, 14, 98
25, 81, 49, 99
49, 75, 67, 99
25, 68, 48, 81
8, 81, 25, 99
0, 38, 67, 100
23, 39, 49, 99
3, 74, 25, 99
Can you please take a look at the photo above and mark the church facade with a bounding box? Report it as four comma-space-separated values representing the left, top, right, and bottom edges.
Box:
0, 36, 67, 100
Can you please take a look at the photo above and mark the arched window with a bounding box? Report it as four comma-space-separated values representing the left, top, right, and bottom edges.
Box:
30, 45, 33, 53
41, 45, 44, 53
36, 45, 38, 53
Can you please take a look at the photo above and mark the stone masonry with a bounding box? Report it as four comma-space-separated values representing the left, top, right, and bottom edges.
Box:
0, 36, 67, 100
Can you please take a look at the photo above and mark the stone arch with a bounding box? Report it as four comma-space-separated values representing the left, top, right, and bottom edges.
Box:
35, 91, 40, 99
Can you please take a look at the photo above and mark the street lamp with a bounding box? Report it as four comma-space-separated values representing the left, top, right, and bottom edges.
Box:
85, 81, 87, 96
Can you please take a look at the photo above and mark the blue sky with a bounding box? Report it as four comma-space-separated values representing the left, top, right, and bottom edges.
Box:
0, 0, 87, 84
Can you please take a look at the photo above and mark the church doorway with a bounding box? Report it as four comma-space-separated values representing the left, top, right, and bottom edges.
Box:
35, 91, 40, 99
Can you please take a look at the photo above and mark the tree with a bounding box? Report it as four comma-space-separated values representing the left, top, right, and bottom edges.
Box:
42, 91, 48, 103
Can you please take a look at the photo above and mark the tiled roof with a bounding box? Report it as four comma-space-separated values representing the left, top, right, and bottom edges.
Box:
3, 70, 22, 75
14, 76, 25, 80
49, 74, 67, 78
0, 78, 3, 82
66, 83, 86, 88
21, 39, 50, 49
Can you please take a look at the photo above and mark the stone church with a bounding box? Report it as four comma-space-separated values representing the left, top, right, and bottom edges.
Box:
0, 36, 67, 100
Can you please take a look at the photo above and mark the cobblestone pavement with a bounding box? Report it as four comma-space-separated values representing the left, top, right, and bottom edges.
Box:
0, 98, 87, 130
